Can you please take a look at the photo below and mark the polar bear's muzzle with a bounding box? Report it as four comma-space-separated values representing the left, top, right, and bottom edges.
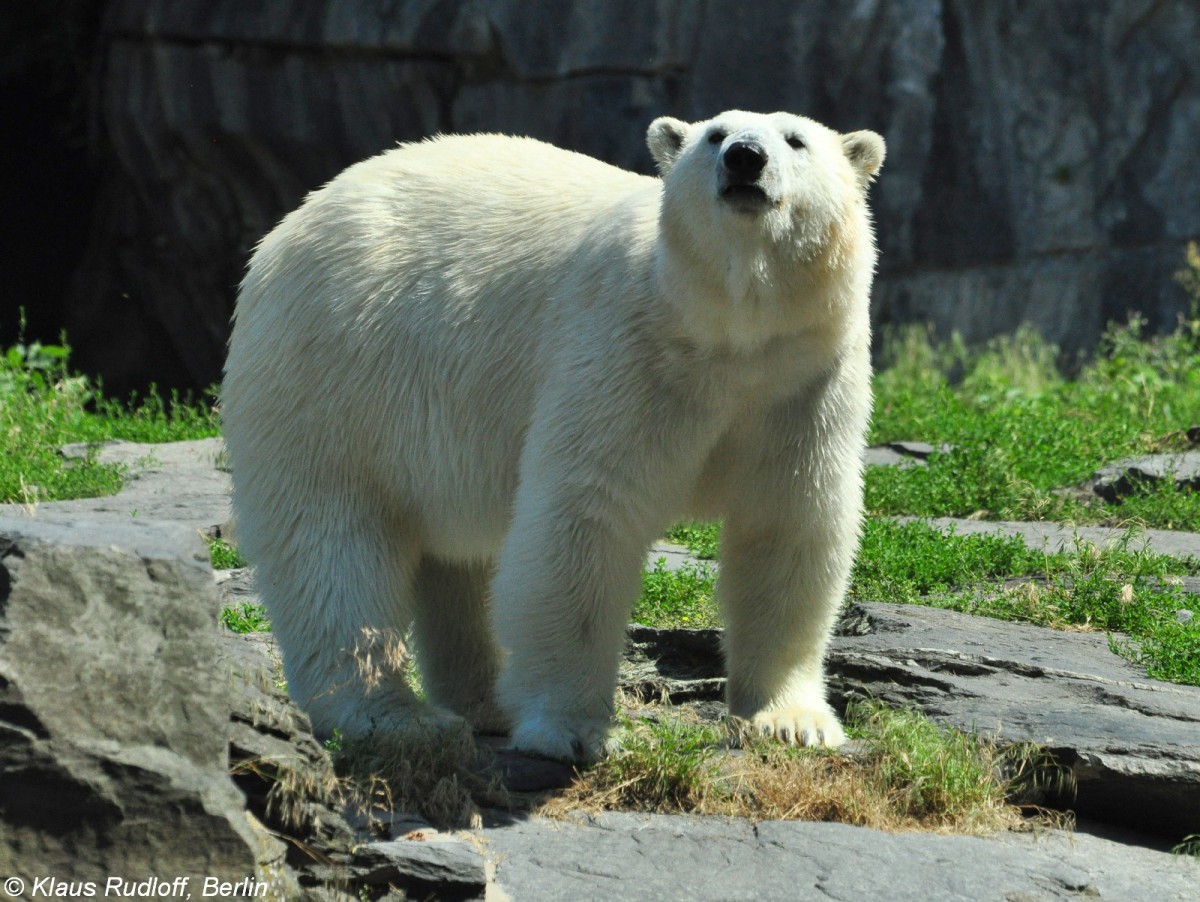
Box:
719, 139, 774, 212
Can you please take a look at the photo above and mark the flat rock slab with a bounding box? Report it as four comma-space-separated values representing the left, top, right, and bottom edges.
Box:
863, 441, 953, 469
654, 518, 1200, 575
475, 811, 1199, 902
3, 438, 233, 530
906, 516, 1200, 563
829, 603, 1200, 837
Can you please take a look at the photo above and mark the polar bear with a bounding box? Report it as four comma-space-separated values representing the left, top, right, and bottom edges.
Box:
222, 110, 884, 762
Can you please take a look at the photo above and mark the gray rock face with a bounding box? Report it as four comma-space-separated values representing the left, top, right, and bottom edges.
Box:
48, 1, 1200, 392
477, 811, 1200, 902
0, 517, 287, 887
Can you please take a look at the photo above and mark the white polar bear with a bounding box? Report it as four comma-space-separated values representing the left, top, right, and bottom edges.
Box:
222, 110, 884, 762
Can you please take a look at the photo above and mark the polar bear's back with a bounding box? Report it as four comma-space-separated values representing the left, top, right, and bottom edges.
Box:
237, 134, 655, 325
224, 135, 656, 558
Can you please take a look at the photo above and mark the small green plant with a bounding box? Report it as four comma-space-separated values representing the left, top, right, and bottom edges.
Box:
1173, 833, 1200, 858
208, 537, 248, 570
323, 728, 345, 756
220, 602, 271, 634
664, 520, 721, 559
633, 559, 719, 627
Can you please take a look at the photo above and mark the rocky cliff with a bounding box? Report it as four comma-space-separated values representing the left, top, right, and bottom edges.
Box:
28, 0, 1200, 391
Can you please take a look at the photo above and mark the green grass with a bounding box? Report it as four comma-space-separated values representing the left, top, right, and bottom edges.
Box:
868, 314, 1200, 530
634, 559, 719, 627
208, 536, 249, 570
664, 520, 721, 559
220, 601, 271, 634
660, 518, 1200, 686
0, 319, 218, 505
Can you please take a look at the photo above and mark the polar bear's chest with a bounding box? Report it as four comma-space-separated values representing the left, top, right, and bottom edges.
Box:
689, 323, 852, 411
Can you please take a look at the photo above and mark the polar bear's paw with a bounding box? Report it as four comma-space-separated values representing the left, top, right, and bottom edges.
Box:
736, 705, 847, 749
509, 714, 610, 763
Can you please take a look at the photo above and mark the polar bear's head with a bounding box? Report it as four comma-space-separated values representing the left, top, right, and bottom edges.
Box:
646, 110, 884, 254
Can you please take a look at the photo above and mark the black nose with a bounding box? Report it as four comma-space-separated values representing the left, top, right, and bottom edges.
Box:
723, 140, 767, 180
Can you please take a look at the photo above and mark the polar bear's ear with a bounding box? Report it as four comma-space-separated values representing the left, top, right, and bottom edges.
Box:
647, 117, 690, 173
842, 130, 886, 187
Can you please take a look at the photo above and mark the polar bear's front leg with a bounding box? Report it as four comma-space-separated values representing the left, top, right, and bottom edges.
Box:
717, 379, 868, 748
491, 488, 649, 762
718, 512, 853, 748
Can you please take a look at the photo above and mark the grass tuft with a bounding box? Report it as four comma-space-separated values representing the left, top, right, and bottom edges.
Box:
544, 703, 1064, 835
208, 536, 249, 570
220, 602, 271, 634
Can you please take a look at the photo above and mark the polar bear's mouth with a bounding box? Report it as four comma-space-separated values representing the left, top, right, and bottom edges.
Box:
720, 183, 773, 212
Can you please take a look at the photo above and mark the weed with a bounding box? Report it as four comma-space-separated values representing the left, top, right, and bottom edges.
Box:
664, 520, 721, 559
1173, 833, 1200, 858
220, 602, 271, 634
208, 536, 248, 570
633, 559, 720, 628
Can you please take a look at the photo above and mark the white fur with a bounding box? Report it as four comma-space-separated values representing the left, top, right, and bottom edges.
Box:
222, 110, 885, 760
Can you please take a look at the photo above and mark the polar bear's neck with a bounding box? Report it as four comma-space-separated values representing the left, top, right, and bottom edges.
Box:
655, 211, 870, 353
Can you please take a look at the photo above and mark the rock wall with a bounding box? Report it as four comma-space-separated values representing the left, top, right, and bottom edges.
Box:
58, 0, 1200, 391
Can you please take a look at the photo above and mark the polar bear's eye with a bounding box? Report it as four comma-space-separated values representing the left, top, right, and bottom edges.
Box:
707, 130, 727, 145
786, 135, 806, 150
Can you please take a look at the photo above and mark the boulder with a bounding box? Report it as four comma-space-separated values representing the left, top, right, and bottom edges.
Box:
1092, 451, 1200, 502
0, 517, 289, 890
